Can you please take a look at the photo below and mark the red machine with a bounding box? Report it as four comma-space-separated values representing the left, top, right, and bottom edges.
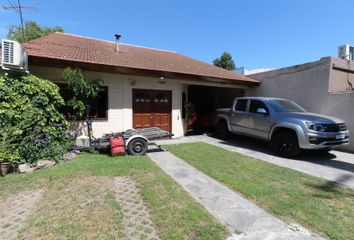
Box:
109, 135, 126, 155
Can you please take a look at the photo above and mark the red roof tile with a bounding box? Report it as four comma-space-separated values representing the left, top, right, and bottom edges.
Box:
23, 32, 258, 85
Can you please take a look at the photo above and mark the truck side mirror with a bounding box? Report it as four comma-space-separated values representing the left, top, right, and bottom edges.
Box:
256, 108, 268, 115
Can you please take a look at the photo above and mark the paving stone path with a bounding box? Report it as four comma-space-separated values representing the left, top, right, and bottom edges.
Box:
0, 189, 43, 240
148, 150, 324, 240
114, 177, 159, 240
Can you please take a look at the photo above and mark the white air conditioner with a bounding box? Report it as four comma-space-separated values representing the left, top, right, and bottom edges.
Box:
338, 44, 354, 61
1, 39, 28, 72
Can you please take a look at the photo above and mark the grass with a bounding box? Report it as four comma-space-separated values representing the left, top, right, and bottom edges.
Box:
0, 153, 227, 240
165, 142, 354, 240
19, 176, 126, 239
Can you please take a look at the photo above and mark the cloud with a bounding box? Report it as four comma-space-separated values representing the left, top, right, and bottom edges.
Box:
245, 68, 275, 75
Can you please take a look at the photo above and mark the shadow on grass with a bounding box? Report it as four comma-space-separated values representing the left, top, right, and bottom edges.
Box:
306, 174, 354, 198
213, 134, 354, 173
147, 147, 165, 153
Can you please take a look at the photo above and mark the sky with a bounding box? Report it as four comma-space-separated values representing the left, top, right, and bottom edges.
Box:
1, 0, 354, 70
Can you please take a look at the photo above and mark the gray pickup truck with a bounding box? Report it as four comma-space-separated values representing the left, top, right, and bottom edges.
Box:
215, 97, 350, 157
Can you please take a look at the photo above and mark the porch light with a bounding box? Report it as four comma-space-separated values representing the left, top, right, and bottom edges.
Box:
158, 76, 165, 85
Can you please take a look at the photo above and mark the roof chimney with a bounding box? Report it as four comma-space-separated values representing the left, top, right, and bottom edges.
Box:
115, 34, 121, 52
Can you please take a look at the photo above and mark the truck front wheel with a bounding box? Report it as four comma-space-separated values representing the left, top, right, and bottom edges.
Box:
271, 131, 300, 158
215, 120, 230, 140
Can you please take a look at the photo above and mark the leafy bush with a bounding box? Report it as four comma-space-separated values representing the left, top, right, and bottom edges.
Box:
0, 126, 20, 163
0, 74, 70, 164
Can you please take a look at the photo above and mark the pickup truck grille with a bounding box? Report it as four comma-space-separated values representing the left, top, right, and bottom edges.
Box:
322, 123, 347, 132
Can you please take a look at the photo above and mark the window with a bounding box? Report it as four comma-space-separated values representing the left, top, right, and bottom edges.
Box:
135, 92, 150, 103
155, 93, 168, 103
267, 99, 305, 112
234, 99, 247, 112
249, 100, 269, 114
89, 86, 108, 119
57, 83, 108, 120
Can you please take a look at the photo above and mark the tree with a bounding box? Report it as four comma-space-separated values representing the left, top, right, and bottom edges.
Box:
63, 67, 101, 120
7, 20, 63, 43
213, 52, 236, 71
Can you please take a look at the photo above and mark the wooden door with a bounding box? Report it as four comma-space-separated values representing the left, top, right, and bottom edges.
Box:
133, 89, 172, 132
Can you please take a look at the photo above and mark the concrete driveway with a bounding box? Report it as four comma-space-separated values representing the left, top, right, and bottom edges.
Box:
156, 134, 354, 190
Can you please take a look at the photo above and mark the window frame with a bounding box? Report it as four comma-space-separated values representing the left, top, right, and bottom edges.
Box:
57, 83, 109, 121
249, 99, 269, 114
234, 99, 248, 112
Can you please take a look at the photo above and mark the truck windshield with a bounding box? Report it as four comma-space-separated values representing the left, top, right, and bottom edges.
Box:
267, 99, 306, 112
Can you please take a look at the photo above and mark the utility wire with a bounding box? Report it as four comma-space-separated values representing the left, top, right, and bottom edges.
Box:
1, 0, 37, 41
17, 0, 25, 41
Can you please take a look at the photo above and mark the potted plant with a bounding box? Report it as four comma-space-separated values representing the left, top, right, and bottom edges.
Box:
0, 130, 19, 176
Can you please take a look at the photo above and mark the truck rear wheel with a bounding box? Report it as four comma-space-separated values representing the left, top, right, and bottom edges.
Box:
128, 138, 148, 155
215, 120, 230, 140
271, 131, 300, 158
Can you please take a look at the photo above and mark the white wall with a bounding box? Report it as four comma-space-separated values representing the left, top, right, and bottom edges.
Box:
29, 65, 247, 138
249, 57, 354, 152
249, 58, 331, 111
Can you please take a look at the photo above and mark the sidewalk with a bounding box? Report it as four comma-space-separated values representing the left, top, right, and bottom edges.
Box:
156, 135, 354, 190
147, 149, 322, 240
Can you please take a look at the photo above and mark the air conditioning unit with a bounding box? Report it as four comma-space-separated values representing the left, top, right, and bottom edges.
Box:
1, 39, 28, 72
338, 44, 354, 61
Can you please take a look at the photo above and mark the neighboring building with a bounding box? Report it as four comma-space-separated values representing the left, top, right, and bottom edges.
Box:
23, 32, 259, 138
249, 57, 354, 152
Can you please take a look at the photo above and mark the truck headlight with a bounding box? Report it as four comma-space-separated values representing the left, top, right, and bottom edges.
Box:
305, 122, 325, 132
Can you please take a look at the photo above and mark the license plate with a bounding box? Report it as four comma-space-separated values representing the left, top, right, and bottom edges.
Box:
336, 134, 345, 140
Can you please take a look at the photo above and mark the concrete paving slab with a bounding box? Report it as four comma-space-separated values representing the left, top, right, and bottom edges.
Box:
0, 189, 43, 240
148, 149, 323, 240
156, 135, 354, 190
113, 176, 160, 240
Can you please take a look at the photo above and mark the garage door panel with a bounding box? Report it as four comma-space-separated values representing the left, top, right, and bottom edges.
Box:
152, 114, 169, 124
153, 114, 170, 132
133, 89, 171, 133
133, 114, 152, 128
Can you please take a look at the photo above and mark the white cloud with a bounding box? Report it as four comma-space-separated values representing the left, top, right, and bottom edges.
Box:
244, 68, 274, 75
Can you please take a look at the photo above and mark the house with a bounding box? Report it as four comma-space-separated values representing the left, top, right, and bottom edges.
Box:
23, 32, 259, 138
249, 57, 354, 152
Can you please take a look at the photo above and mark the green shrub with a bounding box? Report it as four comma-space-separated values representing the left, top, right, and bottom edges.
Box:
0, 126, 20, 163
0, 74, 70, 164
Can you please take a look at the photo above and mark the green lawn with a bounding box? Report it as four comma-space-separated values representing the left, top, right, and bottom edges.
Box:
0, 153, 226, 240
165, 142, 354, 240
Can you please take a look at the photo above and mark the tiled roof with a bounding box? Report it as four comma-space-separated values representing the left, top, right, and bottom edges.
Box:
23, 32, 258, 84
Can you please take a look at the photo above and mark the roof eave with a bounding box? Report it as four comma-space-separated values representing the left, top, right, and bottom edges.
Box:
28, 55, 259, 86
